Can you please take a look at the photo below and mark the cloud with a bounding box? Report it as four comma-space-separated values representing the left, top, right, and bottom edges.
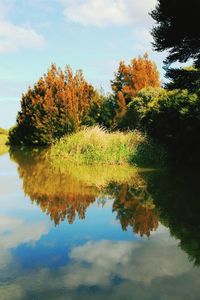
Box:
0, 1, 44, 53
59, 0, 157, 27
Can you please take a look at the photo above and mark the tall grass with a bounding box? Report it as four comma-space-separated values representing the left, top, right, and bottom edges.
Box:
50, 126, 144, 165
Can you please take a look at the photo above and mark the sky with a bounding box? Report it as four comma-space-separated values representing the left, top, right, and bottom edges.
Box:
0, 0, 167, 128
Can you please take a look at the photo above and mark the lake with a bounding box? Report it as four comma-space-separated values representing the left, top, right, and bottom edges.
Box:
0, 148, 200, 300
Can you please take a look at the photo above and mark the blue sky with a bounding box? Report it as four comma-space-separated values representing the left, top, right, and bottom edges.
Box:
0, 0, 166, 128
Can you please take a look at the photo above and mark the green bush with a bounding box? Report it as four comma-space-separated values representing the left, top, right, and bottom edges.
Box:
123, 87, 200, 163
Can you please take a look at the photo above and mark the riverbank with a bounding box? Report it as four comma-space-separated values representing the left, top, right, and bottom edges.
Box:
50, 126, 166, 167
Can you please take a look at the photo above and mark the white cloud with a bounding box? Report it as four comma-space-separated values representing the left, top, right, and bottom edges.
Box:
59, 0, 157, 27
0, 1, 44, 53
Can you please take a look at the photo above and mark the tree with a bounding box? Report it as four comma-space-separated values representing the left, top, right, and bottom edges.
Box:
165, 66, 200, 94
134, 88, 200, 163
9, 64, 94, 145
151, 0, 200, 67
111, 54, 160, 121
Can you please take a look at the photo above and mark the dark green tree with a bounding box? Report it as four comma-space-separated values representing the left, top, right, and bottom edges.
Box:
165, 66, 200, 94
151, 0, 200, 67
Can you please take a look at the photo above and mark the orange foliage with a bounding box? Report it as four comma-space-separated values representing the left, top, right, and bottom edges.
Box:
10, 64, 93, 145
111, 53, 160, 118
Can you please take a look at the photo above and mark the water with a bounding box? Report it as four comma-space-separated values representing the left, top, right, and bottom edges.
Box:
0, 148, 200, 300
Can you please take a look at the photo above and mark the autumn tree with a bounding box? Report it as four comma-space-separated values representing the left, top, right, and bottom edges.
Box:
111, 53, 160, 121
9, 64, 95, 145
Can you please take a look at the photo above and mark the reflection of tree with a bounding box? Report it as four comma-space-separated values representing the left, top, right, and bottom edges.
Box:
107, 177, 159, 237
9, 147, 200, 265
10, 148, 159, 238
143, 169, 200, 265
10, 148, 97, 225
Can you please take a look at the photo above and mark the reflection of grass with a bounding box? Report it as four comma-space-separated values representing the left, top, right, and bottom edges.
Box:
50, 126, 144, 165
0, 133, 8, 156
53, 161, 139, 188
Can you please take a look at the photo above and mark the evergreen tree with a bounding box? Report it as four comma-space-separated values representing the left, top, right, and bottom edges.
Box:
151, 0, 200, 67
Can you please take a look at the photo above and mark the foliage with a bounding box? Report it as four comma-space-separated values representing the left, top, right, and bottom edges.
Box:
9, 64, 95, 145
118, 87, 165, 130
151, 0, 200, 67
111, 53, 160, 122
82, 92, 117, 128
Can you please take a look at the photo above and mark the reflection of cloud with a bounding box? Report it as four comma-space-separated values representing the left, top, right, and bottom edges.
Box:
65, 229, 192, 287
0, 216, 49, 249
0, 217, 49, 274
0, 250, 11, 269
64, 240, 140, 287
0, 226, 200, 300
0, 284, 23, 300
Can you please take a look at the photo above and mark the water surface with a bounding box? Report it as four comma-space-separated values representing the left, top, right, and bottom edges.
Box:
0, 148, 200, 300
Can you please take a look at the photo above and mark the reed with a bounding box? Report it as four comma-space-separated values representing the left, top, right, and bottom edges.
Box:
50, 126, 144, 165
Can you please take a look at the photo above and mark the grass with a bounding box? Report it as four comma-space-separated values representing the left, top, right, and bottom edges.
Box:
50, 126, 144, 165
0, 128, 8, 156
50, 126, 167, 167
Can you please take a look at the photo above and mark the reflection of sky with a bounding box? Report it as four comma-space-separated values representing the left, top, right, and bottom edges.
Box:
0, 154, 200, 300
